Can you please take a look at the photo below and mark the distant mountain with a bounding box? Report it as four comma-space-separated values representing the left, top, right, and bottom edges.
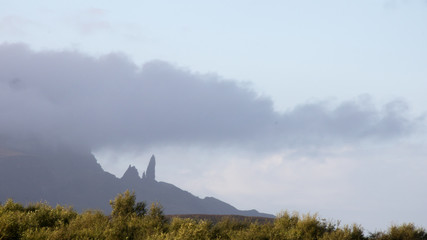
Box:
0, 145, 274, 218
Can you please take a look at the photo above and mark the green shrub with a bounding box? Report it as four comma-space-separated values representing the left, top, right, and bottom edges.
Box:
164, 218, 212, 240
370, 223, 427, 240
0, 210, 24, 239
321, 224, 365, 240
271, 211, 335, 240
2, 199, 25, 212
3, 193, 427, 240
232, 222, 271, 240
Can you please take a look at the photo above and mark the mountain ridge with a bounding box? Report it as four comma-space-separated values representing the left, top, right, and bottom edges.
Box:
0, 145, 274, 218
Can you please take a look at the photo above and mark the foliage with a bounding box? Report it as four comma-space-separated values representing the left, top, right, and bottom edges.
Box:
110, 189, 146, 218
320, 224, 366, 240
0, 199, 77, 240
369, 223, 427, 240
161, 218, 212, 239
1, 191, 426, 239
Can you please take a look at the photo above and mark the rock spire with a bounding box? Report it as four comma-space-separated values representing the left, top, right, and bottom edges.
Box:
145, 155, 156, 181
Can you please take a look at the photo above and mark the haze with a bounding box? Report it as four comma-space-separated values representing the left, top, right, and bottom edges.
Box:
1, 0, 426, 232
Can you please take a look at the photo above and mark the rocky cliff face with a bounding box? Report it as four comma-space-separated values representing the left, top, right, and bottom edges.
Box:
0, 145, 274, 218
142, 155, 156, 181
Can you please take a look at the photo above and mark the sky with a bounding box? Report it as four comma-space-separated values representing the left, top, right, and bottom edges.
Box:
1, 0, 427, 232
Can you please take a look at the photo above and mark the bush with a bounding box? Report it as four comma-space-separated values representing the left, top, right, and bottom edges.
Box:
271, 211, 327, 239
370, 223, 427, 240
164, 218, 212, 240
321, 224, 365, 240
2, 193, 426, 240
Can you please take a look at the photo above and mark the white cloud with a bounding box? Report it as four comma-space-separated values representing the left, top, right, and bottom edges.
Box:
0, 44, 419, 153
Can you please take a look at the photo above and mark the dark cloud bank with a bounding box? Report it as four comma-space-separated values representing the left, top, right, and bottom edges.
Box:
0, 43, 418, 152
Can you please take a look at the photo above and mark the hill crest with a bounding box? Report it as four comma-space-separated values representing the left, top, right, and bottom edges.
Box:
0, 145, 273, 218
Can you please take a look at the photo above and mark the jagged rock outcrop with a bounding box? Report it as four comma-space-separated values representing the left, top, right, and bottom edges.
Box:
144, 155, 156, 181
121, 165, 141, 184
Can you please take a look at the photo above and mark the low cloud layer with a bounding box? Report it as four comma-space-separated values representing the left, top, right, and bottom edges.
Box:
0, 43, 419, 151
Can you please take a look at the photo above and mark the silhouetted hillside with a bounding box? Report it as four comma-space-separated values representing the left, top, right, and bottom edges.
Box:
0, 143, 273, 218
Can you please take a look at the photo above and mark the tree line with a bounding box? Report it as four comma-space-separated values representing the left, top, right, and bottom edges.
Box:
1, 190, 426, 240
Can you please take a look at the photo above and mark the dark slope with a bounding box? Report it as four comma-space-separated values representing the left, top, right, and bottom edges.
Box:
0, 145, 274, 218
0, 146, 120, 212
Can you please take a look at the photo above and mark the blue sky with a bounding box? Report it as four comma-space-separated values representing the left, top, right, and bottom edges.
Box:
1, 0, 427, 231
